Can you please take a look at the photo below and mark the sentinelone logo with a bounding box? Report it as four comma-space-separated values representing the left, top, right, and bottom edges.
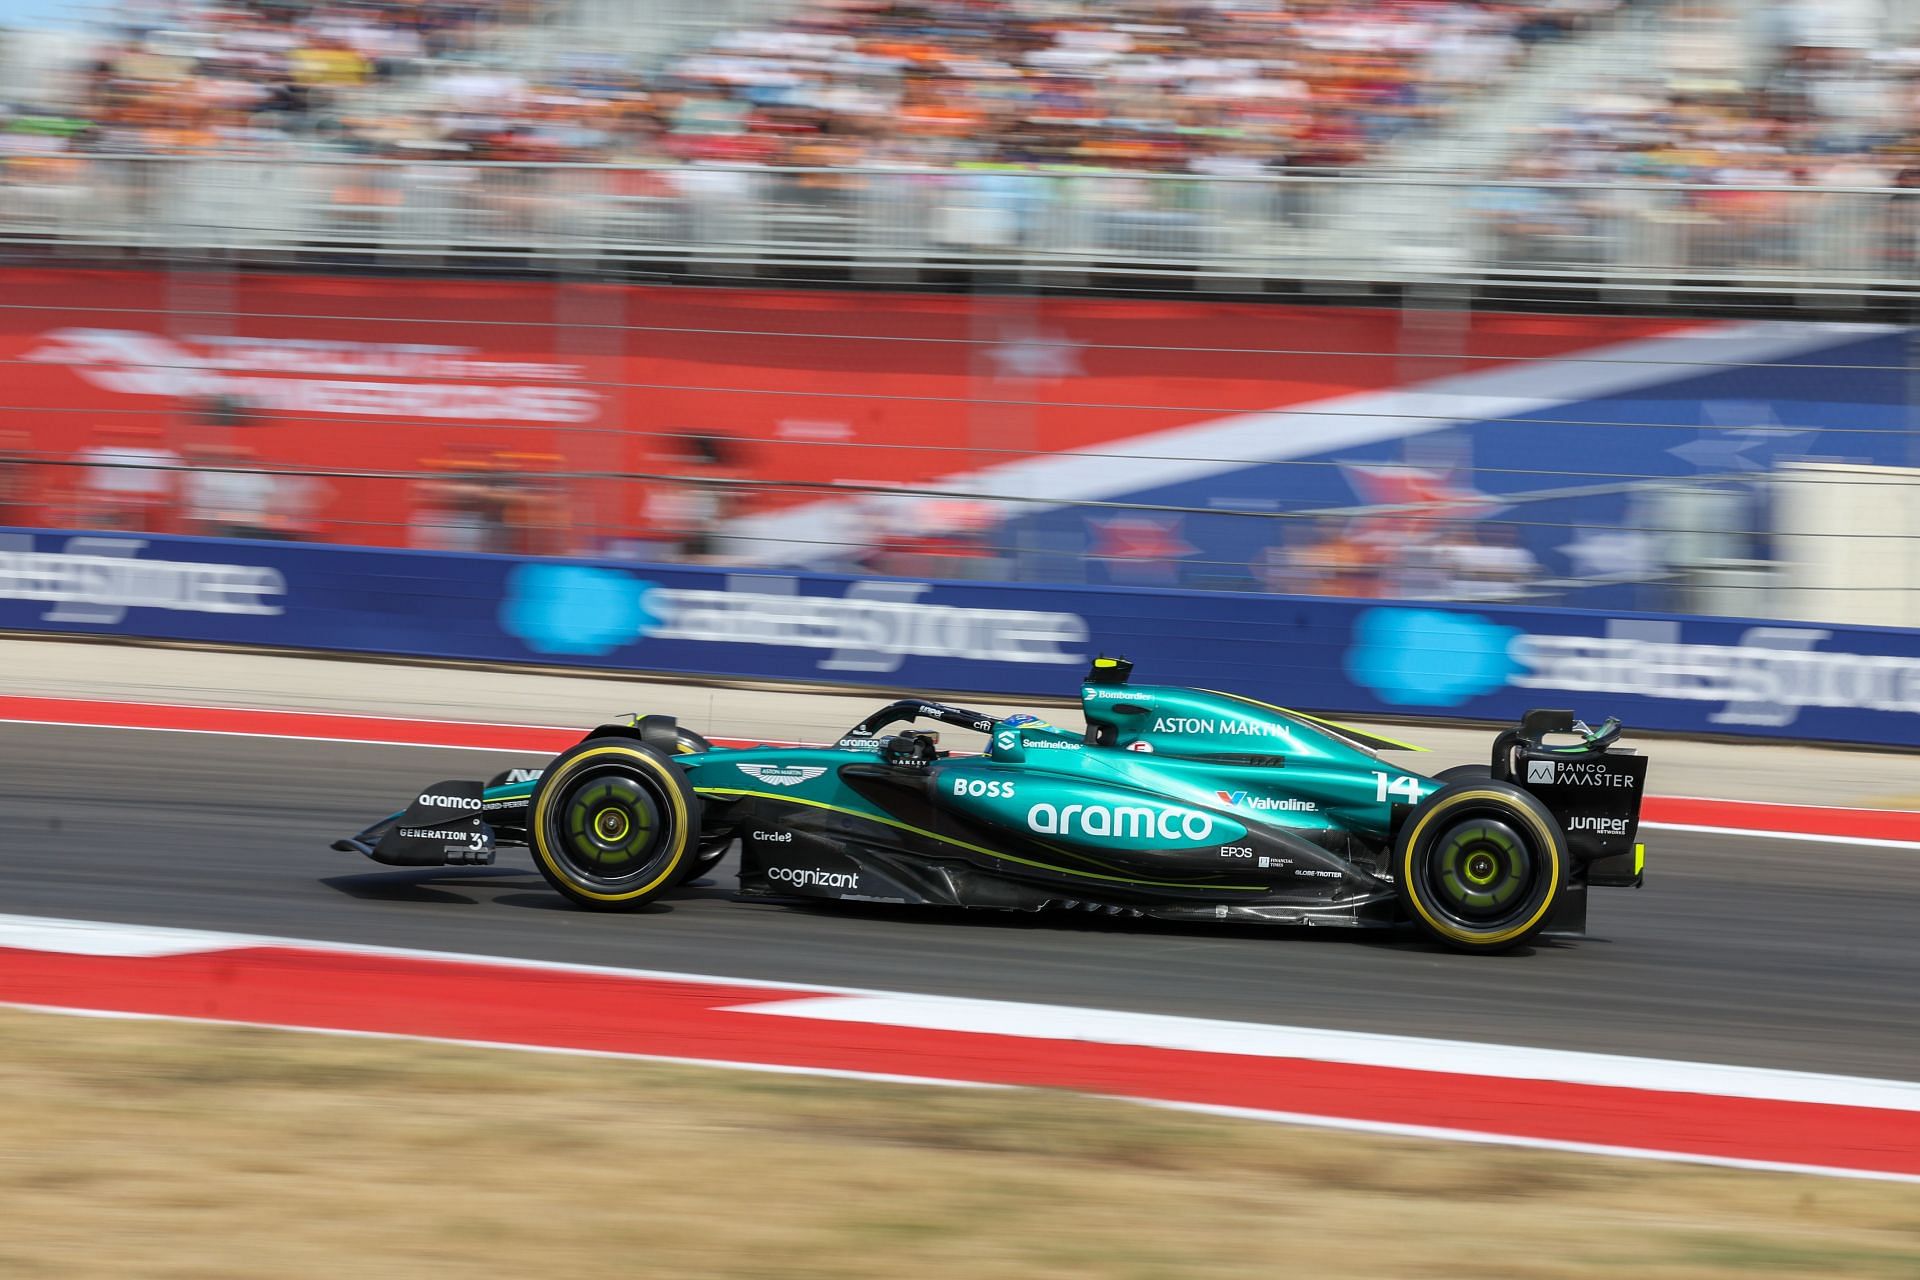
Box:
0, 536, 286, 625
501, 564, 1087, 673
1348, 607, 1920, 729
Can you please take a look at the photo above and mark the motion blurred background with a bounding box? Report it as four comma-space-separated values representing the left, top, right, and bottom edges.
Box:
3, 0, 1919, 626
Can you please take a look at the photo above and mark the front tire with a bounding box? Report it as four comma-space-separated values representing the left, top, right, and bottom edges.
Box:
1394, 779, 1567, 954
529, 739, 702, 910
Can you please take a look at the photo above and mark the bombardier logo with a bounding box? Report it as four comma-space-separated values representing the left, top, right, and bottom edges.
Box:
767, 866, 859, 889
737, 764, 828, 788
1027, 802, 1213, 843
417, 793, 481, 810
1215, 790, 1317, 813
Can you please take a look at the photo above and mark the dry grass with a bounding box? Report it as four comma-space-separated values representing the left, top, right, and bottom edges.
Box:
0, 1008, 1915, 1279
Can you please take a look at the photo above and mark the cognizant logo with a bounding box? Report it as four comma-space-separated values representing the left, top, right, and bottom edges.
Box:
1027, 802, 1213, 843
767, 866, 860, 889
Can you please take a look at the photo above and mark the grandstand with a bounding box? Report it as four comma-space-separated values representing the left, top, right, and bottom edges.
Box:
1, 1, 1917, 294
2, 0, 1919, 624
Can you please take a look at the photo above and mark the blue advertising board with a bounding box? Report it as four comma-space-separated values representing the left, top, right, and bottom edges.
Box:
3, 527, 1919, 749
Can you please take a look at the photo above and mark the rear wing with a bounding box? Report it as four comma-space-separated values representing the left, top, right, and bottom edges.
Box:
1494, 710, 1645, 888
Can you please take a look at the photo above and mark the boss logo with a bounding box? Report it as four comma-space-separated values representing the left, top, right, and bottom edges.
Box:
952, 777, 1016, 799
417, 793, 481, 810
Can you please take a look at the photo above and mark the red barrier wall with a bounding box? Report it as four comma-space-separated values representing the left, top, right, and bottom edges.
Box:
0, 269, 1682, 547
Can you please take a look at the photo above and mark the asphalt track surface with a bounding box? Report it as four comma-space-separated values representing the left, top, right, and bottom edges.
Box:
6, 722, 1918, 1082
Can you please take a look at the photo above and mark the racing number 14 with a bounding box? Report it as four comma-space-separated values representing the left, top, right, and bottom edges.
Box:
1373, 772, 1422, 805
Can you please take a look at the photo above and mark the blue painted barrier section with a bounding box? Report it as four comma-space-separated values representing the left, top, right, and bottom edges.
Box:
4, 528, 1919, 749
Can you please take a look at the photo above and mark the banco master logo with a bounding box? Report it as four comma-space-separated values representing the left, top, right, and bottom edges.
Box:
0, 535, 286, 625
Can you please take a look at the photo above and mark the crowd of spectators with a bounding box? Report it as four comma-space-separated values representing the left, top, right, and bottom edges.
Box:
1474, 9, 1920, 267
651, 0, 1626, 174
4, 0, 569, 160
1516, 56, 1920, 188
2, 0, 1628, 173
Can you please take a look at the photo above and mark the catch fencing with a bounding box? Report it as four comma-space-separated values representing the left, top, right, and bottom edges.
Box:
4, 158, 1920, 294
0, 265, 1915, 631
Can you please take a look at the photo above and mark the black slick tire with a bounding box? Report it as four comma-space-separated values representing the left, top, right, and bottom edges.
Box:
529, 739, 702, 911
1394, 778, 1568, 954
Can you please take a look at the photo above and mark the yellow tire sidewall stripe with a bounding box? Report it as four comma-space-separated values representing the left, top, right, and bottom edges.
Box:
533, 744, 690, 902
1400, 788, 1562, 946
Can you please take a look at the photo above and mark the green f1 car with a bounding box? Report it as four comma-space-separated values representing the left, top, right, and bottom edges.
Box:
335, 658, 1647, 953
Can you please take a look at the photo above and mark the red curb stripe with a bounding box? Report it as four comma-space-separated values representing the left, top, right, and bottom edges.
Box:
0, 695, 768, 753
1, 943, 1914, 1178
1642, 795, 1920, 843
2, 694, 1916, 844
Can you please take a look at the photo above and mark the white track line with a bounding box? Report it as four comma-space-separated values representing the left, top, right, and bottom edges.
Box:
3, 999, 1914, 1185
729, 993, 1920, 1112
5, 913, 1917, 1113
1641, 820, 1920, 849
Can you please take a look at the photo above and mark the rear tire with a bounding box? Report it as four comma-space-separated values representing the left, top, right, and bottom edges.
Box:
1433, 764, 1492, 785
1394, 779, 1567, 954
529, 739, 702, 910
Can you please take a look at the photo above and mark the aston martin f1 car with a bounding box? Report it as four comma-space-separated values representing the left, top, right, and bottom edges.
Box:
334, 658, 1648, 953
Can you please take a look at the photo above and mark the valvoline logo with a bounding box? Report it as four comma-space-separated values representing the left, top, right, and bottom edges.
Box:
1216, 790, 1318, 813
1345, 607, 1520, 708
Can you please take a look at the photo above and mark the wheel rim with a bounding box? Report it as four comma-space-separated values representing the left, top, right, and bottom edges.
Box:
552, 770, 665, 884
1424, 816, 1536, 926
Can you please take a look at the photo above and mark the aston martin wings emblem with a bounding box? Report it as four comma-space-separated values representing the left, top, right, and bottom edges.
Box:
736, 763, 829, 787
